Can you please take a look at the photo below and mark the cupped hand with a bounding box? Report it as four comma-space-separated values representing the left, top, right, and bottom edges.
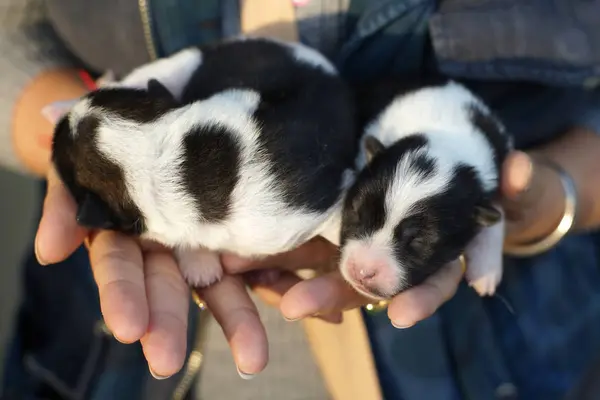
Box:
224, 150, 557, 328
35, 167, 268, 378
223, 239, 464, 328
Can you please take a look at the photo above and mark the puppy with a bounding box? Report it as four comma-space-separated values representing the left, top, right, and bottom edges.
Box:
339, 77, 513, 300
51, 37, 357, 287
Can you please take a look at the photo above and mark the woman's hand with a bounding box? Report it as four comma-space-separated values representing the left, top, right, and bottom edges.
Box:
35, 168, 269, 378
223, 148, 574, 328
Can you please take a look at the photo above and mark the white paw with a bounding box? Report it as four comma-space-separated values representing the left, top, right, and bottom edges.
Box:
467, 268, 502, 297
176, 247, 223, 288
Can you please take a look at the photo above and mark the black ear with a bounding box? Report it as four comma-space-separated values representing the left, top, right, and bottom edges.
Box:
76, 191, 115, 230
475, 203, 502, 227
364, 135, 385, 164
147, 79, 176, 102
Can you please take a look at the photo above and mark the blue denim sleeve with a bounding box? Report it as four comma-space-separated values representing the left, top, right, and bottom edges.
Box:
460, 82, 600, 149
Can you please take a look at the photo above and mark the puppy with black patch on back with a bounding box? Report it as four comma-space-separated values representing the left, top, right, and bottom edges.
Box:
339, 77, 513, 300
51, 37, 357, 288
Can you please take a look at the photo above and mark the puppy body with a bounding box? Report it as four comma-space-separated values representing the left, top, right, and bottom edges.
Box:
340, 78, 512, 299
52, 38, 356, 287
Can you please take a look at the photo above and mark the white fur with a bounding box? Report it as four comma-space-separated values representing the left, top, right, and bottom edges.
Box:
105, 47, 203, 100
69, 98, 93, 135
68, 40, 348, 288
175, 247, 223, 287
283, 41, 337, 75
87, 87, 344, 261
358, 81, 502, 192
347, 81, 508, 296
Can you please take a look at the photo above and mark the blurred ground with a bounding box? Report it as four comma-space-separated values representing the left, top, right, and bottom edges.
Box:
0, 168, 327, 399
0, 169, 37, 389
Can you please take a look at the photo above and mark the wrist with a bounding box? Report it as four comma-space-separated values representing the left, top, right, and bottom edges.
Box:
12, 68, 89, 176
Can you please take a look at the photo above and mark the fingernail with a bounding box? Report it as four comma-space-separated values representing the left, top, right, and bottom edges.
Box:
391, 320, 415, 329
34, 238, 48, 266
236, 365, 255, 380
149, 367, 172, 380
283, 316, 301, 322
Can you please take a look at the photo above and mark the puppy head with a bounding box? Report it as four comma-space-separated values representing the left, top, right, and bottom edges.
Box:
339, 135, 500, 299
51, 79, 178, 235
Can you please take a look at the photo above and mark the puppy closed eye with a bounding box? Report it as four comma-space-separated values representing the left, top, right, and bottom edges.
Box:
395, 216, 430, 252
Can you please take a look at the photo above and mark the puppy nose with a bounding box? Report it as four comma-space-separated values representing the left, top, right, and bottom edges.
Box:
347, 259, 381, 284
358, 267, 377, 280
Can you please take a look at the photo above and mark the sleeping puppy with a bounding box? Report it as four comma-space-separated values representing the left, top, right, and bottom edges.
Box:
51, 37, 357, 287
339, 77, 513, 300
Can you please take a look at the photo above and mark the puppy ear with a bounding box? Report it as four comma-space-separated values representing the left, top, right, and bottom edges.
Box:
76, 191, 115, 230
147, 79, 176, 102
364, 135, 385, 164
42, 99, 79, 124
475, 202, 502, 227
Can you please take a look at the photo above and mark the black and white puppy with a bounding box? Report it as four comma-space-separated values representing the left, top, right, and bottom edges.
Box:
339, 77, 513, 300
52, 38, 357, 287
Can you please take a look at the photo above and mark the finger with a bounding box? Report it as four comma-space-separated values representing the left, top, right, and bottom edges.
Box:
197, 275, 268, 377
501, 151, 534, 201
222, 237, 337, 274
279, 271, 367, 321
247, 271, 343, 324
387, 260, 462, 328
36, 167, 88, 265
89, 230, 148, 343
140, 252, 189, 378
247, 270, 301, 308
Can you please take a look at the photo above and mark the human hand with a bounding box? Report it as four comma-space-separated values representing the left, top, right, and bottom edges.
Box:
224, 150, 560, 327
500, 150, 568, 247
223, 238, 464, 328
35, 167, 269, 378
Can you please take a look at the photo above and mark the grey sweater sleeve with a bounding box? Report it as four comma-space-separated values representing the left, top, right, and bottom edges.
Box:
0, 0, 78, 173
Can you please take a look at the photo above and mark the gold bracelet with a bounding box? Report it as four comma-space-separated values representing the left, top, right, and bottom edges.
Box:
504, 159, 578, 257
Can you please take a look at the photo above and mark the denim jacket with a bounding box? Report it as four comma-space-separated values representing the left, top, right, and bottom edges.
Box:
4, 1, 600, 400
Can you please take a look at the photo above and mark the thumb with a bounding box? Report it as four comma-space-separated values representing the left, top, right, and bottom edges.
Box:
35, 167, 88, 265
500, 151, 538, 220
500, 151, 565, 242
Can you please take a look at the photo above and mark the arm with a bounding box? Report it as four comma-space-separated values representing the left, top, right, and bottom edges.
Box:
502, 89, 600, 246
13, 69, 88, 176
1, 0, 86, 176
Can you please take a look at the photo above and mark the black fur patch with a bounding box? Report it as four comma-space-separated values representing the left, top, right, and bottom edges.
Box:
389, 164, 486, 291
353, 75, 451, 128
52, 115, 146, 235
88, 88, 178, 123
341, 134, 430, 244
181, 125, 241, 223
469, 105, 510, 178
181, 39, 357, 212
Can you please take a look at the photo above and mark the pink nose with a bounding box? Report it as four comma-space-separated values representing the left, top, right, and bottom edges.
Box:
356, 266, 377, 281
347, 259, 382, 284
343, 254, 399, 297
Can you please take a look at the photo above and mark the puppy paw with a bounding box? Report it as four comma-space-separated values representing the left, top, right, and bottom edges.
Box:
175, 247, 223, 288
467, 268, 502, 297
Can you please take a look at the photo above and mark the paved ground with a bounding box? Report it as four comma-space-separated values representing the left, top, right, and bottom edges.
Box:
0, 169, 327, 399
